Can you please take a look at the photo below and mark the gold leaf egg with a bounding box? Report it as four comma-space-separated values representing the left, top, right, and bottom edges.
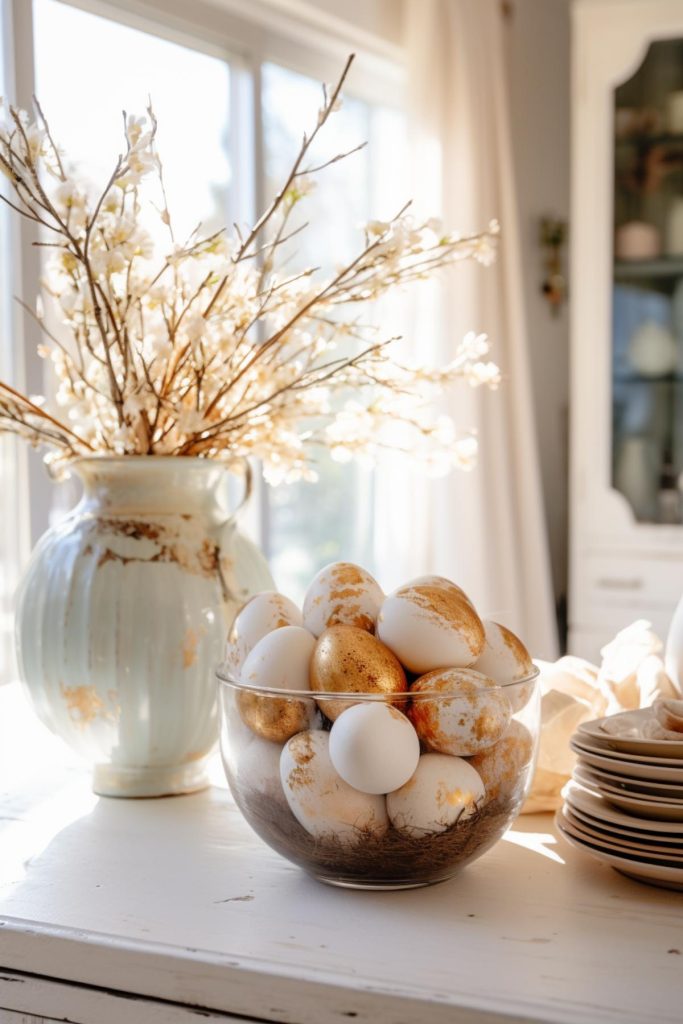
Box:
468, 720, 534, 801
311, 624, 407, 721
237, 690, 314, 743
473, 620, 535, 712
303, 562, 384, 637
406, 575, 474, 607
409, 668, 511, 756
377, 583, 485, 673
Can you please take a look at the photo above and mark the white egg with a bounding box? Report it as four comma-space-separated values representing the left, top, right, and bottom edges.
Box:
376, 581, 485, 673
280, 730, 389, 844
328, 703, 420, 795
302, 562, 384, 637
233, 734, 288, 807
238, 626, 318, 742
409, 668, 511, 756
240, 625, 314, 690
225, 591, 303, 675
387, 753, 485, 836
473, 620, 535, 712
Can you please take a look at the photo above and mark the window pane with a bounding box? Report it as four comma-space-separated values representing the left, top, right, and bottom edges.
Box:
30, 1, 233, 518
33, 0, 231, 243
261, 62, 407, 601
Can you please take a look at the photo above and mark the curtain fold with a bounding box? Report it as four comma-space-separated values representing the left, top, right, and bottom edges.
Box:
400, 0, 558, 659
0, 0, 29, 685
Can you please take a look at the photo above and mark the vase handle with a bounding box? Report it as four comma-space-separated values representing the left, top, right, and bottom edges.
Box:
229, 457, 253, 519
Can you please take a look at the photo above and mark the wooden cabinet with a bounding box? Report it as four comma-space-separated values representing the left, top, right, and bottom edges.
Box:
570, 0, 683, 660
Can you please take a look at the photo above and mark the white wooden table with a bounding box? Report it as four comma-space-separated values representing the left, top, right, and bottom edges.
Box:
1, 682, 682, 1024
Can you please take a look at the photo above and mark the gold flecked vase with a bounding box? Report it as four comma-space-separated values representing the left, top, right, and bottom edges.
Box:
15, 456, 273, 796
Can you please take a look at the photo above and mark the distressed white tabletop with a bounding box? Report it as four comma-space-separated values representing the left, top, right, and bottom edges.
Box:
0, 682, 682, 1024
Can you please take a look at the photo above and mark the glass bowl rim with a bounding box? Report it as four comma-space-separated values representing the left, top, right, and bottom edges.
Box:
215, 663, 540, 701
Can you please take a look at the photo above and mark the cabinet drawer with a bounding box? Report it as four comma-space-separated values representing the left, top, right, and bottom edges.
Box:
576, 553, 683, 614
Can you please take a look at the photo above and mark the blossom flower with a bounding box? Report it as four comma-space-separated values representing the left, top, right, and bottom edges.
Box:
0, 57, 500, 482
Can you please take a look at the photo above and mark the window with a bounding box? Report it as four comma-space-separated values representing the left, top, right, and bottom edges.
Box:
1, 0, 406, 660
260, 61, 407, 598
33, 0, 232, 245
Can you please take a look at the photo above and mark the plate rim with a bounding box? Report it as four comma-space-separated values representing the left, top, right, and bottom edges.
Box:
565, 784, 683, 834
578, 712, 683, 758
556, 816, 683, 882
558, 809, 683, 861
573, 760, 683, 797
571, 735, 683, 769
573, 765, 683, 806
570, 741, 683, 781
562, 804, 683, 850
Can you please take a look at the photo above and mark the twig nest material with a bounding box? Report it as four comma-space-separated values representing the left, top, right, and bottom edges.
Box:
280, 730, 389, 844
225, 591, 303, 675
469, 720, 534, 801
238, 626, 317, 742
387, 753, 485, 836
329, 703, 420, 794
473, 620, 535, 712
376, 582, 485, 673
409, 668, 511, 756
302, 561, 384, 637
311, 624, 407, 721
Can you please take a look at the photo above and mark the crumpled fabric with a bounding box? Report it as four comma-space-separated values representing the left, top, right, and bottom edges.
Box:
521, 621, 680, 813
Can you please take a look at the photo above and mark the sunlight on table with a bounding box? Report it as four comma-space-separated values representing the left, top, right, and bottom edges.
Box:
503, 827, 566, 864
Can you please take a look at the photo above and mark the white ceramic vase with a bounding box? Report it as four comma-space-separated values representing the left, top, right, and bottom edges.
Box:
15, 457, 274, 797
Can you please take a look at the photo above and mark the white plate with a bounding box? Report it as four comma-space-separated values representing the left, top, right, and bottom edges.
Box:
558, 809, 683, 861
574, 765, 683, 806
569, 737, 683, 770
571, 740, 683, 782
556, 817, 683, 891
565, 784, 683, 834
562, 805, 683, 852
602, 791, 683, 822
574, 761, 683, 799
565, 797, 683, 846
578, 711, 683, 758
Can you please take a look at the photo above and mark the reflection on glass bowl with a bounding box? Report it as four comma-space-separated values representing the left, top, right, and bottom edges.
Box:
217, 669, 541, 890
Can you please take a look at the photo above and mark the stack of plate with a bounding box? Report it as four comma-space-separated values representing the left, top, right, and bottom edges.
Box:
556, 710, 683, 890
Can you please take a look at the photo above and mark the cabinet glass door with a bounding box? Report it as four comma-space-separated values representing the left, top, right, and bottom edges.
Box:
612, 39, 683, 523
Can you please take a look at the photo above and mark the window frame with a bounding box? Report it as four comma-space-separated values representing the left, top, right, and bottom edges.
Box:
3, 0, 406, 557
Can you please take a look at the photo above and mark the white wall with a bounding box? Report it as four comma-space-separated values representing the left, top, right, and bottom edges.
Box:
305, 0, 403, 45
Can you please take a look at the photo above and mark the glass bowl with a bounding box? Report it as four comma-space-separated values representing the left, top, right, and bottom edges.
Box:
217, 668, 540, 890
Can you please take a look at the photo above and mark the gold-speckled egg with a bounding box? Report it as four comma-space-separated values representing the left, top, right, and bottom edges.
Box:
237, 690, 315, 743
302, 562, 384, 637
409, 668, 511, 756
280, 730, 388, 843
468, 720, 534, 802
473, 620, 535, 712
376, 583, 485, 673
406, 575, 474, 607
311, 624, 407, 721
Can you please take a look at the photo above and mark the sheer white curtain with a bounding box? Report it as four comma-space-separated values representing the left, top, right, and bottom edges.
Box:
0, 0, 28, 684
391, 0, 558, 659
